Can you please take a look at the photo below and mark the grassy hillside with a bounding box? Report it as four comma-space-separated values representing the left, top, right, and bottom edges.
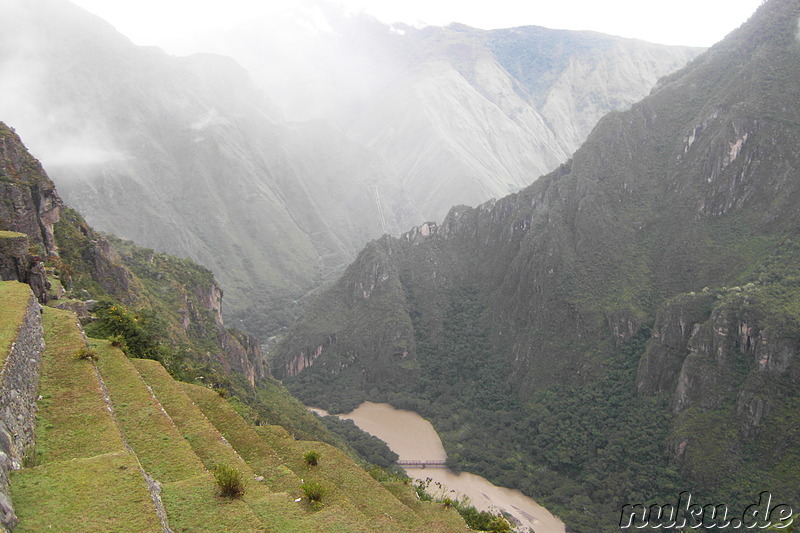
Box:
4, 291, 469, 532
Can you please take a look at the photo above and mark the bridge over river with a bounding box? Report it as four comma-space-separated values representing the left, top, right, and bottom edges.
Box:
396, 459, 448, 468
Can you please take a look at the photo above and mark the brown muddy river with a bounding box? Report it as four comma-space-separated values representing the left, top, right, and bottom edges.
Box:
311, 401, 565, 533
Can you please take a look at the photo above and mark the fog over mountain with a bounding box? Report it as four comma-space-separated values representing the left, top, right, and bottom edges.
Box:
208, 7, 701, 220
0, 0, 700, 335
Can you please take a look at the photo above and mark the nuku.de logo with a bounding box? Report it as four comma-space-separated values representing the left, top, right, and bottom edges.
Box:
620, 491, 793, 529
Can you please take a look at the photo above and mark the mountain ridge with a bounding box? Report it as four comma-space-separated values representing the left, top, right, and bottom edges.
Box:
274, 0, 800, 529
0, 0, 701, 337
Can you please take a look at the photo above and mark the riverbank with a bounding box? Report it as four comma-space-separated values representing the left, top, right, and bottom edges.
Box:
312, 402, 565, 533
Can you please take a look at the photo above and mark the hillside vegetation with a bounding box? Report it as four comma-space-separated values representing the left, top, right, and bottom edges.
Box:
4, 293, 469, 532
274, 1, 800, 530
0, 120, 486, 530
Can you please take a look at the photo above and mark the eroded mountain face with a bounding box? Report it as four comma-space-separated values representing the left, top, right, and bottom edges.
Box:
0, 0, 699, 337
275, 1, 800, 530
218, 12, 702, 221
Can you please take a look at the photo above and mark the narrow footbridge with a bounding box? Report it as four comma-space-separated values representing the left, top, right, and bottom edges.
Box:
397, 459, 448, 468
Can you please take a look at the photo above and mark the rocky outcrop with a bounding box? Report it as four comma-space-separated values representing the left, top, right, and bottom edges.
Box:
636, 292, 715, 394
220, 329, 268, 387
0, 233, 49, 304
0, 124, 62, 257
176, 277, 267, 386
284, 335, 338, 378
0, 287, 44, 532
634, 283, 800, 477
0, 123, 64, 304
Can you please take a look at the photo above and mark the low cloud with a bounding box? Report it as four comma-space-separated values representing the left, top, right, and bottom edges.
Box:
0, 51, 126, 177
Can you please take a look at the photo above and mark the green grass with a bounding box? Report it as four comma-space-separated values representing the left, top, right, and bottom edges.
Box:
181, 380, 465, 532
0, 281, 32, 368
130, 360, 256, 475
35, 308, 124, 463
0, 230, 27, 238
160, 474, 266, 532
47, 276, 64, 299
181, 382, 300, 492
92, 340, 206, 482
381, 481, 473, 533
10, 450, 162, 532
293, 440, 422, 527
255, 426, 445, 531
131, 359, 300, 530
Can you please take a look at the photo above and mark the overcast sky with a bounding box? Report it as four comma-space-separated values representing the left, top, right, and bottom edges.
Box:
70, 0, 764, 53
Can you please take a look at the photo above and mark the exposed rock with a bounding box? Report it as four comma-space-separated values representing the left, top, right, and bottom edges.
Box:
636, 292, 714, 394
218, 329, 268, 387
0, 125, 62, 257
0, 287, 45, 531
52, 299, 93, 320
0, 233, 50, 304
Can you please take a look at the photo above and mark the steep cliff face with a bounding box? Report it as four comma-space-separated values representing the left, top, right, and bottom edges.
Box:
0, 124, 64, 302
0, 120, 267, 389
0, 124, 61, 257
276, 1, 800, 529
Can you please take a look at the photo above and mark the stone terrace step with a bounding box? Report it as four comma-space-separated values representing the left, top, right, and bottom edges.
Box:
132, 359, 320, 532
0, 281, 32, 368
30, 308, 124, 464
92, 340, 206, 483
11, 451, 162, 532
180, 382, 300, 493
10, 309, 161, 531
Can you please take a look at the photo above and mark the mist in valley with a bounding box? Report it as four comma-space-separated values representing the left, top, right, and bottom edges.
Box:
0, 0, 706, 336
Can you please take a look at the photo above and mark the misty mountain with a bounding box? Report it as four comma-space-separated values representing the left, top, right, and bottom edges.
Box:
0, 0, 699, 337
274, 0, 799, 529
214, 7, 702, 220
0, 0, 417, 335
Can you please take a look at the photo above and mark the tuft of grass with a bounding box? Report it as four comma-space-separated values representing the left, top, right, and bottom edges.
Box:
303, 450, 321, 466
212, 464, 246, 498
300, 481, 327, 503
108, 334, 126, 349
75, 347, 99, 361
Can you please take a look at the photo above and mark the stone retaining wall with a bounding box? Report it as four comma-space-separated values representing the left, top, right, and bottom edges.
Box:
0, 291, 44, 531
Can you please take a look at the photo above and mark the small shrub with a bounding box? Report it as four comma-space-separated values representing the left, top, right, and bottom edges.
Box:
300, 481, 327, 503
303, 450, 321, 466
22, 447, 40, 468
212, 464, 246, 498
108, 334, 126, 349
75, 347, 99, 361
